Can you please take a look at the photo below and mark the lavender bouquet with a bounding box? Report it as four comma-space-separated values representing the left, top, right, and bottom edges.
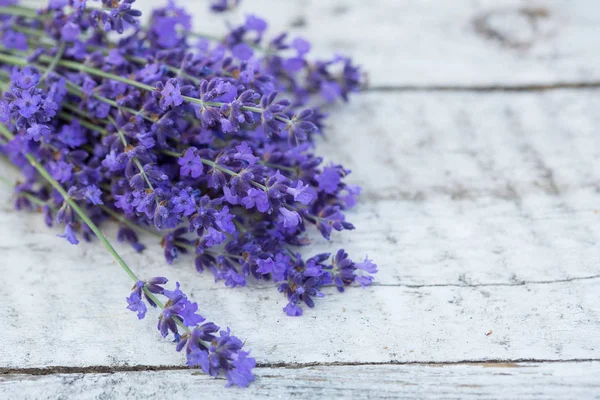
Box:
0, 0, 377, 387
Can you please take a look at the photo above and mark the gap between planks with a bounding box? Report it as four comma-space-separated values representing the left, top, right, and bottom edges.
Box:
367, 82, 600, 92
167, 273, 600, 292
2, 359, 600, 376
369, 273, 600, 288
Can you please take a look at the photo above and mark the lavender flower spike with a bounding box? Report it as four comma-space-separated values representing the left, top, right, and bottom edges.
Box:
126, 279, 255, 387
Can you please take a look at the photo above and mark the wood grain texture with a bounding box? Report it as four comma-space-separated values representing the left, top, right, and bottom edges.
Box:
315, 90, 600, 287
2, 362, 600, 400
4, 0, 600, 397
132, 0, 600, 87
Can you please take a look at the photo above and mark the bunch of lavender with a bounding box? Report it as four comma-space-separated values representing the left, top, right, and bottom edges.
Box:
0, 0, 377, 387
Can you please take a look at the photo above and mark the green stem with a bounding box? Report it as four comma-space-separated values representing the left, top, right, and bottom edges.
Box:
0, 47, 291, 126
0, 124, 137, 282
40, 42, 66, 81
162, 149, 272, 191
134, 158, 154, 190
23, 50, 290, 124
261, 162, 297, 173
1, 5, 275, 55
61, 78, 155, 123
12, 20, 225, 82
59, 111, 107, 134
0, 174, 14, 186
101, 204, 244, 262
0, 51, 155, 123
100, 205, 195, 253
14, 186, 51, 209
0, 5, 40, 19
0, 51, 28, 67
106, 116, 154, 191
0, 124, 184, 324
11, 25, 48, 39
160, 149, 182, 158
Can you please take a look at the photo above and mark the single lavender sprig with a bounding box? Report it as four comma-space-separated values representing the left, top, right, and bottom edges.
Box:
127, 277, 256, 387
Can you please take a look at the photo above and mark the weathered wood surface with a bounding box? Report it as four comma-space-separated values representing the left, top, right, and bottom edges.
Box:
137, 0, 600, 88
3, 362, 600, 400
3, 0, 600, 398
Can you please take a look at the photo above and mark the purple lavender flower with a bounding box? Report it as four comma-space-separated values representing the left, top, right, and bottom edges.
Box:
126, 281, 147, 319
58, 224, 79, 245
286, 180, 313, 204
117, 226, 145, 252
178, 147, 204, 178
189, 328, 256, 387
330, 250, 377, 291
241, 188, 270, 213
126, 277, 168, 319
341, 185, 362, 208
72, 0, 86, 10
2, 30, 27, 51
283, 302, 303, 317
159, 79, 184, 108
232, 43, 253, 61
177, 323, 255, 387
279, 207, 301, 228
204, 227, 226, 247
83, 185, 103, 205
259, 92, 290, 138
48, 0, 68, 8
10, 67, 39, 89
158, 282, 205, 337
292, 37, 311, 56
172, 189, 196, 216
0, 100, 9, 122
24, 124, 50, 141
210, 0, 240, 12
286, 109, 318, 144
317, 165, 341, 194
354, 256, 378, 287
13, 91, 41, 118
60, 22, 81, 41
208, 208, 232, 235
49, 161, 73, 183
256, 257, 275, 275
58, 121, 87, 147
245, 14, 267, 35
233, 142, 259, 165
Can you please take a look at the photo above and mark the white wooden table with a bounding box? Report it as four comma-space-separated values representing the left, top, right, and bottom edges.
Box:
2, 1, 600, 398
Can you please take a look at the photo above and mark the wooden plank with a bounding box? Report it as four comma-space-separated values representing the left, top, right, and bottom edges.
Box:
2, 363, 600, 399
319, 90, 600, 197
1, 213, 600, 367
128, 0, 600, 87
312, 90, 600, 286
5, 89, 596, 290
